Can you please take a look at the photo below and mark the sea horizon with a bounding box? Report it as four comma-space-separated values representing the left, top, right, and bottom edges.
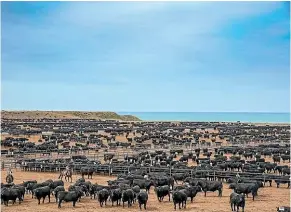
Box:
118, 112, 290, 123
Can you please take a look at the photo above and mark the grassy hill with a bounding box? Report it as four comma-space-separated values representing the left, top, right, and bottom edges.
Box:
1, 110, 141, 121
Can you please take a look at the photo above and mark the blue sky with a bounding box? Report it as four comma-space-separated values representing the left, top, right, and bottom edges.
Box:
1, 2, 290, 112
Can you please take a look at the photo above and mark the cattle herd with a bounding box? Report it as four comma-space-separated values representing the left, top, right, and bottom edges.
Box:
1, 118, 291, 211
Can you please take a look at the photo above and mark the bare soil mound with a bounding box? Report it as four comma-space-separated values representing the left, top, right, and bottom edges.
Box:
1, 111, 140, 121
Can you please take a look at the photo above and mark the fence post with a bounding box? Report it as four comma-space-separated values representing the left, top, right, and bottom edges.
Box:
214, 170, 216, 181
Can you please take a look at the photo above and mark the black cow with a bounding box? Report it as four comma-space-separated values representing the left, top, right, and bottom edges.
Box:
52, 186, 65, 202
23, 180, 37, 188
227, 178, 240, 184
98, 189, 109, 207
122, 189, 135, 208
58, 190, 83, 208
89, 184, 99, 199
27, 182, 38, 197
154, 185, 171, 202
81, 167, 94, 179
1, 187, 23, 206
178, 186, 202, 202
1, 183, 15, 189
12, 185, 25, 200
29, 180, 53, 198
275, 166, 288, 175
233, 183, 258, 201
230, 192, 245, 212
90, 184, 112, 199
49, 180, 64, 190
172, 190, 187, 210
137, 191, 148, 210
281, 155, 290, 163
132, 179, 154, 193
265, 163, 276, 173
184, 177, 205, 187
108, 179, 132, 187
110, 188, 122, 206
132, 185, 141, 202
273, 156, 281, 163
275, 179, 290, 188
68, 185, 87, 201
282, 168, 290, 176
33, 186, 51, 204
104, 153, 115, 162
173, 185, 188, 191
75, 181, 91, 195
119, 183, 131, 192
76, 178, 85, 184
229, 183, 238, 189
199, 181, 223, 197
240, 179, 263, 188
23, 180, 37, 193
154, 177, 174, 190
179, 155, 189, 162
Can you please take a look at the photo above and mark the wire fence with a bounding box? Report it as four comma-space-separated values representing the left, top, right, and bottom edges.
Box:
14, 162, 289, 182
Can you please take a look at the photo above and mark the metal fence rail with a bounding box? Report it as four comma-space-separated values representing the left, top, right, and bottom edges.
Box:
18, 162, 290, 182
1, 145, 235, 161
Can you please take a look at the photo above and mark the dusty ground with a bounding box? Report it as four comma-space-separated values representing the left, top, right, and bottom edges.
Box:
1, 170, 290, 212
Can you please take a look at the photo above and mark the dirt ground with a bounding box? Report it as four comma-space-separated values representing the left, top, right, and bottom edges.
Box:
1, 170, 290, 212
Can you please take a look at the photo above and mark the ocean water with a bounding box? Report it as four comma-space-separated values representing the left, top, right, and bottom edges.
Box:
118, 112, 290, 123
